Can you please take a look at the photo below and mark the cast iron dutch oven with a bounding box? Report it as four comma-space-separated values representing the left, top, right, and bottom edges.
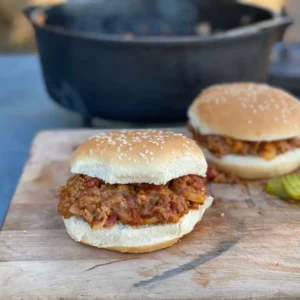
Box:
24, 0, 292, 122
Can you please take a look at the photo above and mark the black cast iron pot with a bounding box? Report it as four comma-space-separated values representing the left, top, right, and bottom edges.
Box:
24, 0, 292, 122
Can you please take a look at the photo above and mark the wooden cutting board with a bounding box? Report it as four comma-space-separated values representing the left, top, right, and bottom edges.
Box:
1, 128, 300, 300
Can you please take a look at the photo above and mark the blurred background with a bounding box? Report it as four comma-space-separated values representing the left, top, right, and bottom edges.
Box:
0, 0, 63, 52
0, 0, 299, 52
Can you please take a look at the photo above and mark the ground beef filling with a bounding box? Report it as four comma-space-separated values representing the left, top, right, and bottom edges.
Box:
205, 164, 243, 184
188, 123, 300, 160
58, 174, 206, 228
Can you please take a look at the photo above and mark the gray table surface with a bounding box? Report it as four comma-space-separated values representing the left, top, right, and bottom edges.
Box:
0, 54, 183, 227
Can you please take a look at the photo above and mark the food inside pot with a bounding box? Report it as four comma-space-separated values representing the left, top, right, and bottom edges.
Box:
41, 0, 273, 38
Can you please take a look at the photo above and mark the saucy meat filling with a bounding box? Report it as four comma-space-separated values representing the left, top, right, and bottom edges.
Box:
58, 174, 206, 228
188, 124, 300, 160
205, 164, 243, 184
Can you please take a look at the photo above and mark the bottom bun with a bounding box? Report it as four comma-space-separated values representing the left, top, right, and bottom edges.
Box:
63, 195, 213, 253
204, 148, 300, 180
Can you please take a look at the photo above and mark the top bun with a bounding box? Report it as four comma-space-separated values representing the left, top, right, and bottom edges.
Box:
188, 83, 300, 141
71, 130, 207, 184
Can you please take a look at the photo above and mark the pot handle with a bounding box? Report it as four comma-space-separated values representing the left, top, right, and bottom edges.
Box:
23, 5, 39, 22
257, 15, 293, 41
275, 16, 293, 41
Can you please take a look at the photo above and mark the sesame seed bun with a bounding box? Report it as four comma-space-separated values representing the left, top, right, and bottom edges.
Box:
188, 83, 300, 142
204, 149, 300, 180
63, 196, 213, 253
71, 130, 207, 184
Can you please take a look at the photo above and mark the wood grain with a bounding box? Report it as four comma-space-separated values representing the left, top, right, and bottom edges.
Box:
1, 128, 300, 300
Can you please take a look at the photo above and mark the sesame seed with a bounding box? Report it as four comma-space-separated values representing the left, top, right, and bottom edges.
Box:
248, 120, 252, 124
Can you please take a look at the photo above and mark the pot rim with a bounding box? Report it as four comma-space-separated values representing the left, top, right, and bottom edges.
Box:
24, 3, 292, 45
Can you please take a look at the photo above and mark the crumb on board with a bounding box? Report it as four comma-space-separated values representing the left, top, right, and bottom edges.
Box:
220, 213, 225, 217
274, 262, 280, 266
258, 209, 265, 216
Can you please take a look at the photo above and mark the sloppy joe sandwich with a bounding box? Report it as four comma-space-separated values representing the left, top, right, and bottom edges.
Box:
58, 130, 213, 253
188, 83, 300, 180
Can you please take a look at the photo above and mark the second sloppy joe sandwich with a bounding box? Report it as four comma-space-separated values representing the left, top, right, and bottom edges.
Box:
58, 130, 213, 253
188, 83, 300, 180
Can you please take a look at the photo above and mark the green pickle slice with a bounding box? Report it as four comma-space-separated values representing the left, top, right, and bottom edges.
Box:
281, 174, 300, 200
265, 177, 287, 199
